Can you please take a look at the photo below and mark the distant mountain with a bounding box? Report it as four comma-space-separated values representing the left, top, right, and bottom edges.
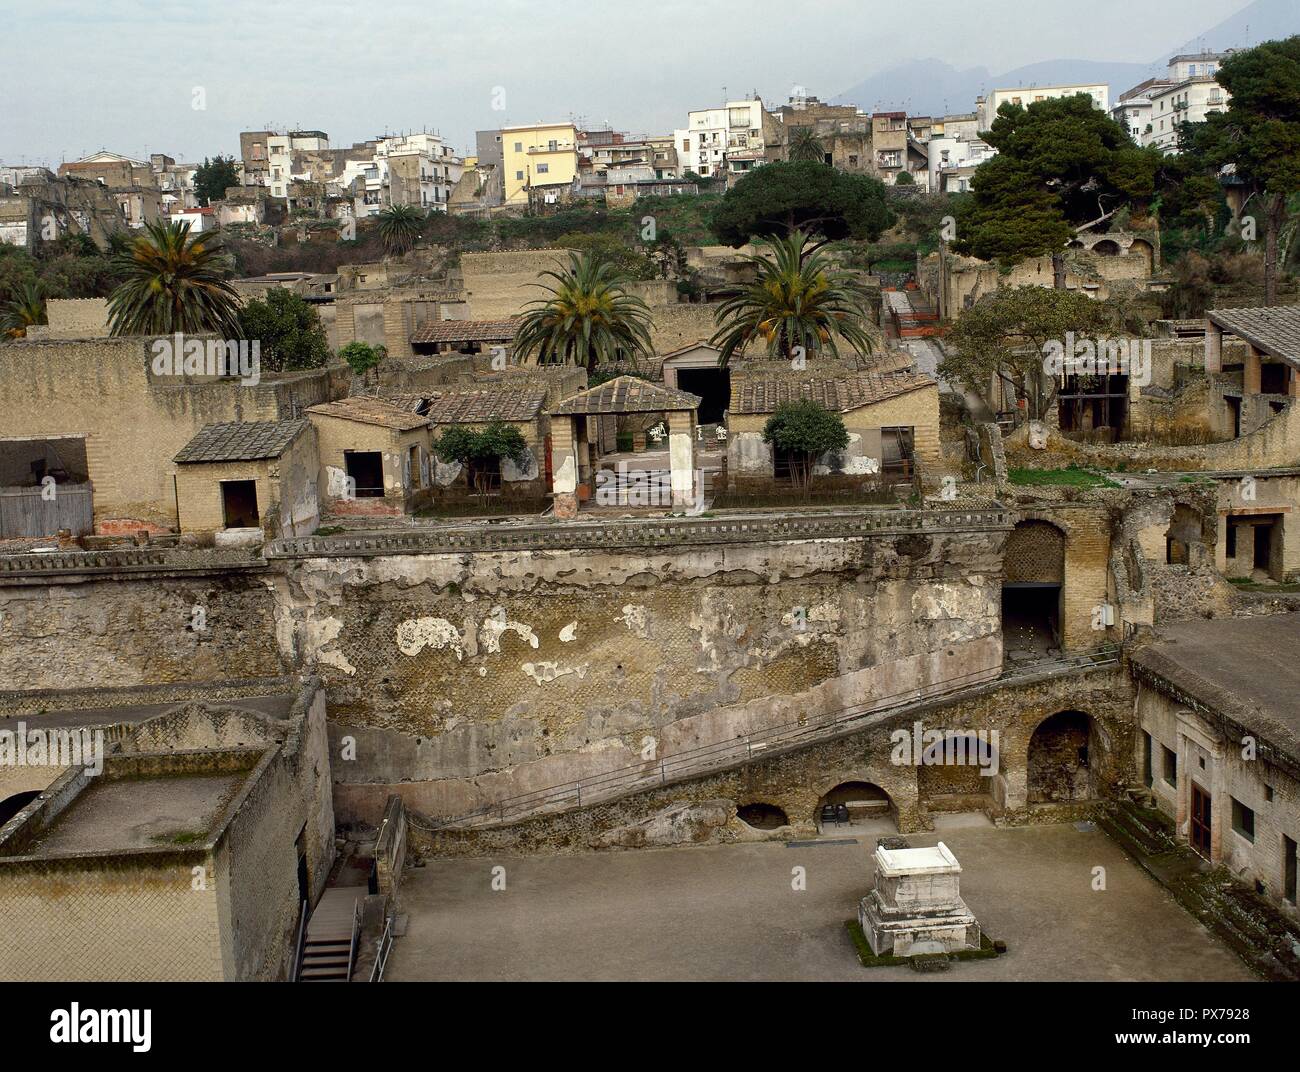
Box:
1166, 0, 1300, 56
831, 0, 1298, 118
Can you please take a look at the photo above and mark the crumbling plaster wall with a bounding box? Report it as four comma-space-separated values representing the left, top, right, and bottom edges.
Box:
269, 532, 1007, 823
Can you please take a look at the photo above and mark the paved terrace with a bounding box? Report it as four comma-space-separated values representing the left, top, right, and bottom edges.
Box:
388, 824, 1255, 982
24, 772, 246, 856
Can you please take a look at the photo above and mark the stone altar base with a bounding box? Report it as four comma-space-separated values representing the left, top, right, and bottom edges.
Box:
858, 841, 982, 957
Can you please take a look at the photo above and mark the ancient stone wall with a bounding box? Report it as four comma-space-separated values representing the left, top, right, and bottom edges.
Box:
414, 663, 1133, 855
282, 526, 1007, 823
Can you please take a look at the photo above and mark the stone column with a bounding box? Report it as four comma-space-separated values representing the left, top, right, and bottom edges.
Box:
1243, 343, 1262, 396
383, 299, 414, 358
1203, 321, 1222, 374
550, 418, 578, 519
667, 409, 697, 509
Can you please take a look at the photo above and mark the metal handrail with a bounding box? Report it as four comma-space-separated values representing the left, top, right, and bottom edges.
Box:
412, 645, 1121, 834
291, 898, 308, 981
345, 899, 360, 983
369, 915, 394, 983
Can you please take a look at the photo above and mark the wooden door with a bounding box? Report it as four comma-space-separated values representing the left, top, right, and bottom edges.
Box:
1190, 783, 1212, 859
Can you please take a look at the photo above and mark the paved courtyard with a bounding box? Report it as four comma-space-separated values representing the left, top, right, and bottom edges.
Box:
387, 821, 1257, 982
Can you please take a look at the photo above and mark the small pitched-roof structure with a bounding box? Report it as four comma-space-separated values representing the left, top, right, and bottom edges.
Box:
306, 396, 430, 431
423, 387, 548, 425
1207, 306, 1300, 368
174, 420, 308, 464
410, 318, 520, 345
730, 372, 935, 416
551, 375, 701, 415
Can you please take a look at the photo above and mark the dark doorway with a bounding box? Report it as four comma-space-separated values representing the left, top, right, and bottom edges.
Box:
880, 427, 915, 480
675, 367, 731, 425
1002, 584, 1061, 652
1254, 523, 1272, 574
1058, 374, 1129, 439
1285, 835, 1297, 905
1227, 395, 1242, 438
344, 450, 385, 497
220, 480, 260, 528
0, 790, 40, 826
736, 802, 789, 830
295, 824, 309, 904
1260, 362, 1288, 394
1191, 783, 1212, 859
1002, 520, 1066, 655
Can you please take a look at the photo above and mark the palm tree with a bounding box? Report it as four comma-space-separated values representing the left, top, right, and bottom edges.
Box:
1, 282, 47, 339
377, 204, 424, 256
512, 252, 653, 372
107, 220, 240, 337
787, 126, 827, 164
709, 231, 875, 365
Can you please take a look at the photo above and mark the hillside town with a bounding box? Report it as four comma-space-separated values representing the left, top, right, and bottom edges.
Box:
1, 1, 1299, 1028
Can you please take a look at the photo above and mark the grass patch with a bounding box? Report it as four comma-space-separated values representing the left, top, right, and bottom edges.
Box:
1008, 465, 1118, 488
153, 830, 206, 846
314, 526, 345, 536
844, 919, 1004, 968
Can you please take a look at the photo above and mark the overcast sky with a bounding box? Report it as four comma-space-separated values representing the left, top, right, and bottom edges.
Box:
0, 0, 1255, 167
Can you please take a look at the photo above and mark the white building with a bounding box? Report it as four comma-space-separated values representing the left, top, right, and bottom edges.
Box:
928, 134, 996, 193
976, 83, 1109, 131
1117, 51, 1234, 154
265, 131, 329, 198
374, 133, 464, 212
673, 98, 772, 180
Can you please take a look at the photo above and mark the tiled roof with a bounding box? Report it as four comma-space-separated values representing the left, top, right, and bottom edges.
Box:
730, 372, 935, 415
410, 318, 520, 345
1208, 305, 1300, 368
174, 420, 307, 464
551, 375, 701, 415
306, 397, 430, 431
423, 387, 547, 424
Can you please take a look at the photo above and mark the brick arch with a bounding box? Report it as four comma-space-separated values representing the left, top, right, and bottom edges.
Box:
1004, 519, 1066, 584
1026, 709, 1097, 803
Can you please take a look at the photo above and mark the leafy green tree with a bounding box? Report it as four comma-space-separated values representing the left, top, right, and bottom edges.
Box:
711, 161, 894, 261
761, 399, 849, 492
513, 251, 653, 372
939, 285, 1113, 419
786, 126, 827, 164
432, 422, 530, 497
555, 231, 656, 280
956, 94, 1159, 286
894, 170, 915, 186
237, 288, 331, 371
710, 231, 875, 365
194, 156, 241, 206
376, 204, 425, 256
1196, 36, 1300, 304
1, 281, 47, 338
108, 220, 241, 337
338, 341, 387, 378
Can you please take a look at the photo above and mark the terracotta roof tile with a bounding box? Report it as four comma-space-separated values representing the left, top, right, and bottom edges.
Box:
551, 375, 701, 415
730, 372, 934, 415
1208, 305, 1300, 368
307, 397, 430, 431
410, 318, 521, 345
173, 420, 307, 464
423, 387, 547, 424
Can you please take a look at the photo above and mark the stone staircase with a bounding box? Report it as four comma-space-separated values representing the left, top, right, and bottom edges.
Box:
1098, 787, 1300, 981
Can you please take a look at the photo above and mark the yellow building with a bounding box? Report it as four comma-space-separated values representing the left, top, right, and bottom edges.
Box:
500, 122, 579, 205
